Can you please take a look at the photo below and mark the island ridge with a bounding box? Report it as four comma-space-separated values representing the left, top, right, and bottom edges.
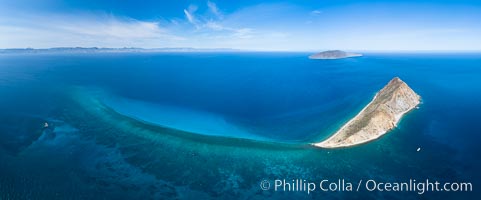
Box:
313, 77, 421, 148
308, 50, 362, 60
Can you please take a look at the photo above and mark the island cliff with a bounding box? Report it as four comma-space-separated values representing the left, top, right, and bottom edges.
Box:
313, 77, 420, 148
308, 50, 362, 60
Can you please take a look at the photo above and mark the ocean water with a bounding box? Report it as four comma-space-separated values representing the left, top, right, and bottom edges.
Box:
0, 52, 480, 199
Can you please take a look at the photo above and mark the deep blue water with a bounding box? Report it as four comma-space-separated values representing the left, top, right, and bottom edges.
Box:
0, 52, 480, 199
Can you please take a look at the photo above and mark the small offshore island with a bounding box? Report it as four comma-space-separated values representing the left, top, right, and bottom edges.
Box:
313, 77, 420, 148
309, 50, 362, 60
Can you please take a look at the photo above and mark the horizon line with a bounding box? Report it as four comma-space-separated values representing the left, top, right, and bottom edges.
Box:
2, 47, 481, 53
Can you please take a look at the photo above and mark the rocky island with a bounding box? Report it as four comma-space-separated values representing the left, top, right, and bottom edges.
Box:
308, 50, 362, 59
313, 77, 420, 148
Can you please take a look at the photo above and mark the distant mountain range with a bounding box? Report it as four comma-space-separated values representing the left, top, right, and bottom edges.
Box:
0, 47, 241, 54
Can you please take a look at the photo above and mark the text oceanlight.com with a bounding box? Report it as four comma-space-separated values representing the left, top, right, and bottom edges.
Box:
259, 179, 473, 194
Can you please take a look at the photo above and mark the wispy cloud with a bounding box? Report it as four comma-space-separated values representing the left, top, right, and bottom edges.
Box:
310, 10, 323, 16
0, 13, 184, 48
232, 28, 253, 39
207, 1, 223, 18
204, 21, 224, 31
62, 19, 164, 39
183, 9, 195, 24
183, 4, 198, 26
182, 2, 254, 40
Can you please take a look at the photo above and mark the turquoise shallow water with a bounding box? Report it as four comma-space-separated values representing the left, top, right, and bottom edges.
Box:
0, 52, 480, 199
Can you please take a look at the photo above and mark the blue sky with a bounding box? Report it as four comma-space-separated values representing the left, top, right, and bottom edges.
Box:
1, 0, 480, 51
